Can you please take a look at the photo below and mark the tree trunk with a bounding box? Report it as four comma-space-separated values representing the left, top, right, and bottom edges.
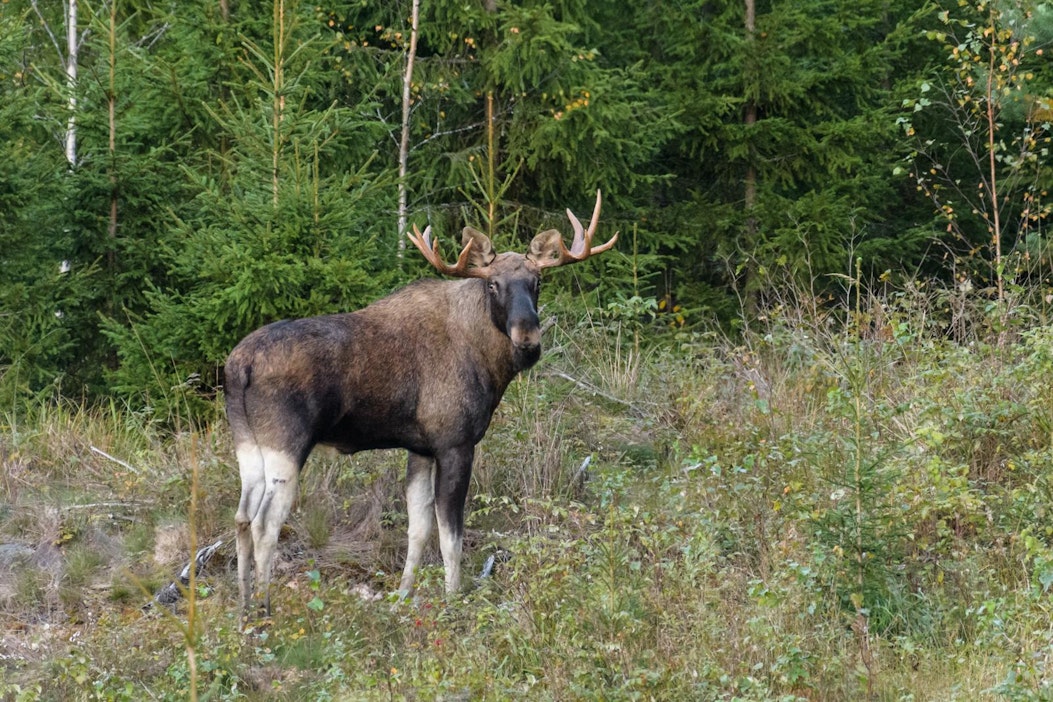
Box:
397, 0, 421, 257
65, 0, 78, 168
984, 7, 1003, 304
743, 0, 756, 212
272, 0, 286, 208
107, 0, 118, 279
742, 0, 758, 311
485, 92, 496, 239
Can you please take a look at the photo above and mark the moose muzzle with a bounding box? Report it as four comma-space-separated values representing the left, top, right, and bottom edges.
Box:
507, 293, 542, 368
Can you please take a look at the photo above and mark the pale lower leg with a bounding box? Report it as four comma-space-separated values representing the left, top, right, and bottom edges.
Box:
434, 446, 473, 595
234, 444, 266, 617
400, 454, 435, 593
249, 448, 299, 616
436, 513, 463, 594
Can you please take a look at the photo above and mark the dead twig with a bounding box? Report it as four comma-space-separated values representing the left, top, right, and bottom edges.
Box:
546, 370, 636, 410
90, 445, 141, 475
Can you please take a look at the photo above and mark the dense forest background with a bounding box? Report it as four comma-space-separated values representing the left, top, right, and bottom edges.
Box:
5, 2, 1053, 699
1, 0, 1049, 410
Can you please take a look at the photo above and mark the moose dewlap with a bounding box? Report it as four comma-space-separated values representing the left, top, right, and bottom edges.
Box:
226, 190, 616, 619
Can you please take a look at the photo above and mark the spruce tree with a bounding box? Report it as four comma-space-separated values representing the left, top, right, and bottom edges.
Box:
103, 0, 395, 417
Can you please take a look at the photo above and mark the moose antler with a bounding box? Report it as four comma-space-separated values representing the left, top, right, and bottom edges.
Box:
535, 190, 619, 269
407, 225, 492, 279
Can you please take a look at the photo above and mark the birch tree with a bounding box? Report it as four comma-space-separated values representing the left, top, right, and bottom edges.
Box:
29, 0, 90, 167
397, 0, 420, 256
903, 0, 1053, 306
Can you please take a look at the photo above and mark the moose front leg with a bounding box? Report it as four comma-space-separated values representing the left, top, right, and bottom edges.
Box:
434, 445, 474, 594
400, 452, 435, 594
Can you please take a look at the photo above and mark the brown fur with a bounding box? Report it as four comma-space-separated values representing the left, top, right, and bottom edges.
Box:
226, 277, 525, 457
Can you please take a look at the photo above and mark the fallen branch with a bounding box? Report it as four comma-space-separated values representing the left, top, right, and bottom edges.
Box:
63, 501, 150, 511
148, 539, 226, 609
90, 445, 141, 475
63, 501, 153, 524
546, 370, 635, 409
573, 455, 592, 485
540, 314, 558, 335
479, 549, 511, 579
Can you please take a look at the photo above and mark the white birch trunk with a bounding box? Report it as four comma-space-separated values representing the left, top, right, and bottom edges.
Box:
64, 0, 78, 168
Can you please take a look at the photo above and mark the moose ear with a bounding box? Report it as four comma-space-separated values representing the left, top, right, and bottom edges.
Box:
461, 227, 496, 268
526, 229, 563, 264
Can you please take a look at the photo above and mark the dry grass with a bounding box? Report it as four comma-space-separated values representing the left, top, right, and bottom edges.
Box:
2, 287, 1053, 699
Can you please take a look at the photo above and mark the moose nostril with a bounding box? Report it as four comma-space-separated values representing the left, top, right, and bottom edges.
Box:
510, 325, 540, 348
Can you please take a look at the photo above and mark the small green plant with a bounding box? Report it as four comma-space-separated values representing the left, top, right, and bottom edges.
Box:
306, 567, 325, 613
303, 502, 332, 551
903, 1, 1053, 306
62, 542, 106, 589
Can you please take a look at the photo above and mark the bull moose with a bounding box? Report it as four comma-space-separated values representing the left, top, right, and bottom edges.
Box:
226, 191, 616, 618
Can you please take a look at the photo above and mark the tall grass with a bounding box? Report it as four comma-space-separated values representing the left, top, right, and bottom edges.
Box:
3, 279, 1053, 699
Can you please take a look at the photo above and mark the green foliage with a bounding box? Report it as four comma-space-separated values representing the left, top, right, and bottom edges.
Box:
325, 0, 678, 255
902, 0, 1053, 292
100, 1, 396, 416
0, 13, 90, 401
8, 0, 1052, 407
596, 0, 940, 306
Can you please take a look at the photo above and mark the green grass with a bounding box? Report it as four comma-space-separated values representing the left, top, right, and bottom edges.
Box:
3, 287, 1053, 700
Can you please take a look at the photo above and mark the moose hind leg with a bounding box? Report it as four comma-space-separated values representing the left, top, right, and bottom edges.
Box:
434, 446, 474, 594
399, 452, 435, 594
250, 447, 301, 616
234, 444, 267, 617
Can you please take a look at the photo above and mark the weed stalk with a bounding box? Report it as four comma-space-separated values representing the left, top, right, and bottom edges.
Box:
851, 257, 876, 698
185, 433, 200, 702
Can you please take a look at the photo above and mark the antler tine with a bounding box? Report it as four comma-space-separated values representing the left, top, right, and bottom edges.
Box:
566, 209, 587, 256
406, 224, 436, 265
582, 188, 604, 253
407, 225, 490, 279
537, 189, 619, 269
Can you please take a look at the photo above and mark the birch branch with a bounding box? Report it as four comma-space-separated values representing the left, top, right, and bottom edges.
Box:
90, 445, 141, 475
29, 0, 64, 66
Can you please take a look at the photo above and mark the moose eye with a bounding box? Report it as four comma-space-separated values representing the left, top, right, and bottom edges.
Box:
487, 281, 499, 294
